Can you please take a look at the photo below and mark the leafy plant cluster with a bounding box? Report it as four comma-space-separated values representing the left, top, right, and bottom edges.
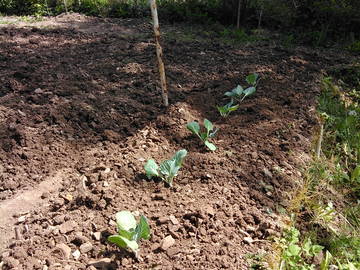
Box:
217, 73, 259, 117
107, 73, 259, 259
272, 77, 360, 269
277, 227, 327, 270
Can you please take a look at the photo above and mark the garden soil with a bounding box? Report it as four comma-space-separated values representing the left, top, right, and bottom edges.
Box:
0, 13, 354, 269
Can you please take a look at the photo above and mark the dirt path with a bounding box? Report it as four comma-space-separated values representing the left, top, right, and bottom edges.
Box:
0, 14, 354, 269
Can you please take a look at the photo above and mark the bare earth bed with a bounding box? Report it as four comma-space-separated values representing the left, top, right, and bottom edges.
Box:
0, 13, 354, 269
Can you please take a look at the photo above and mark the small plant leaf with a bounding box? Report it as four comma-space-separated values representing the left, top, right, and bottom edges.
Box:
159, 160, 178, 185
134, 215, 151, 242
108, 235, 139, 253
204, 119, 213, 134
187, 121, 200, 136
107, 235, 127, 249
246, 73, 259, 86
242, 87, 256, 100
233, 85, 244, 95
172, 149, 187, 167
204, 140, 216, 151
351, 165, 360, 181
287, 244, 301, 256
144, 159, 159, 179
116, 211, 137, 231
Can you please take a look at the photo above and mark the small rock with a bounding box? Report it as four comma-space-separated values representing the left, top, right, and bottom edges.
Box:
54, 243, 71, 259
80, 242, 93, 253
72, 249, 81, 260
41, 192, 49, 199
92, 232, 101, 241
104, 168, 111, 173
166, 247, 180, 257
34, 88, 43, 94
263, 167, 273, 178
17, 215, 26, 223
88, 258, 112, 269
157, 216, 168, 225
59, 220, 77, 234
64, 265, 72, 270
243, 237, 254, 244
169, 215, 179, 225
160, 235, 175, 251
103, 181, 109, 187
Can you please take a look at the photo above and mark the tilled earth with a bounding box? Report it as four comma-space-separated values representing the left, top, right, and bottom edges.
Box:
0, 13, 354, 269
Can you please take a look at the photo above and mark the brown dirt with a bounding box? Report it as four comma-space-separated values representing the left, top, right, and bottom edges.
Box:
0, 13, 355, 269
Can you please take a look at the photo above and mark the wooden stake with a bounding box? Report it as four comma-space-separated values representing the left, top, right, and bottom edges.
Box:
236, 0, 242, 29
149, 0, 168, 107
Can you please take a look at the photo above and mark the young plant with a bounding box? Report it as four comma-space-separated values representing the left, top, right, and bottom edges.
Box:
224, 73, 259, 102
216, 100, 239, 118
187, 119, 218, 151
144, 149, 187, 187
108, 211, 150, 259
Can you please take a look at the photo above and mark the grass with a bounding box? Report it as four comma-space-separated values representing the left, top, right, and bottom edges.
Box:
266, 77, 360, 269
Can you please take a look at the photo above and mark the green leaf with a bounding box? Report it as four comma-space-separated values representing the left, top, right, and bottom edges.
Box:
144, 159, 159, 179
242, 86, 256, 100
204, 140, 216, 151
187, 121, 200, 136
233, 85, 244, 95
172, 149, 187, 167
108, 235, 139, 253
310, 244, 323, 256
351, 165, 360, 181
134, 215, 151, 242
108, 235, 127, 249
204, 119, 213, 134
116, 211, 137, 231
287, 244, 301, 256
159, 160, 178, 185
320, 251, 332, 270
224, 91, 236, 97
246, 73, 259, 86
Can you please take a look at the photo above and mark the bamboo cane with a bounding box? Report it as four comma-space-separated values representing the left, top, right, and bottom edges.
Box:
149, 0, 168, 107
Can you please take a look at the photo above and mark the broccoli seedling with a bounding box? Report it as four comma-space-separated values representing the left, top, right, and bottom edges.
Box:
216, 100, 240, 118
224, 73, 259, 102
187, 119, 218, 151
144, 149, 187, 187
108, 211, 150, 259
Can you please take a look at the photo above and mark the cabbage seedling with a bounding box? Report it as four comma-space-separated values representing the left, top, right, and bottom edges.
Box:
224, 73, 259, 102
187, 119, 218, 151
108, 211, 150, 259
144, 149, 187, 187
217, 100, 240, 118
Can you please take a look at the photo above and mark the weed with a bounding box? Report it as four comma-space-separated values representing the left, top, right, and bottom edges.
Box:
144, 149, 187, 187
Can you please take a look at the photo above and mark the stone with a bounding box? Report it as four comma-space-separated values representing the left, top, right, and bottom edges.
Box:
59, 220, 77, 234
88, 258, 112, 269
34, 88, 43, 94
80, 242, 93, 253
92, 232, 101, 241
72, 250, 80, 260
169, 215, 179, 225
263, 167, 273, 178
166, 247, 180, 257
54, 243, 71, 259
160, 235, 175, 251
243, 237, 254, 244
157, 216, 168, 225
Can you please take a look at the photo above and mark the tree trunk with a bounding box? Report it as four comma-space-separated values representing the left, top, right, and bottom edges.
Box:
149, 0, 168, 107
